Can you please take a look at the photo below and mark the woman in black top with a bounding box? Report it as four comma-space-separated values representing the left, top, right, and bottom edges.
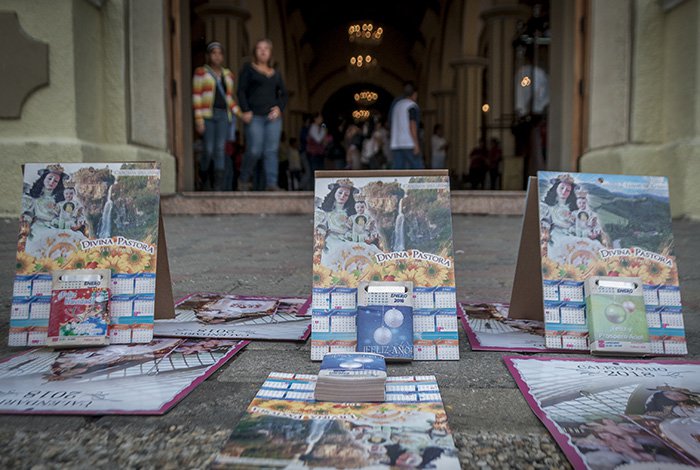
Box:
236, 38, 288, 191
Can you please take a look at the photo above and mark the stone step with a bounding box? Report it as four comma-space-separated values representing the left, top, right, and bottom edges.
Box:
161, 190, 526, 215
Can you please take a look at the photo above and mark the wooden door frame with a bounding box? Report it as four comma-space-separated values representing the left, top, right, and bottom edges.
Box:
166, 0, 194, 192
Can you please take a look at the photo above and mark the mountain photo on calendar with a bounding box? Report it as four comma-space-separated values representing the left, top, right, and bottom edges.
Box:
153, 293, 311, 341
537, 172, 686, 355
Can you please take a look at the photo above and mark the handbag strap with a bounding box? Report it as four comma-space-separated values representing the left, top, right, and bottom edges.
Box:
205, 66, 227, 100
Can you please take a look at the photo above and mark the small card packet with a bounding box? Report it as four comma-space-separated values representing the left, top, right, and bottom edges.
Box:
356, 281, 414, 361
585, 276, 650, 356
48, 269, 112, 347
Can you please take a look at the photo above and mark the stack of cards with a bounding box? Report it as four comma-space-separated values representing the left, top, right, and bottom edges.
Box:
314, 352, 386, 402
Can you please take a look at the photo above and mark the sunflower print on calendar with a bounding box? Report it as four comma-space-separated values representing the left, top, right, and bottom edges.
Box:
311, 171, 459, 361
537, 171, 687, 355
10, 162, 161, 347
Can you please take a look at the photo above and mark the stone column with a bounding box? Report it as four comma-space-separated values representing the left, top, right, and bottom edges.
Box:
481, 4, 530, 189
450, 57, 487, 181
194, 1, 250, 75
430, 89, 455, 171
421, 109, 435, 166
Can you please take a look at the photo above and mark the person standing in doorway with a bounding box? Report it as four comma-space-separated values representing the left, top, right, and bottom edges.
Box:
192, 41, 241, 191
487, 137, 503, 190
430, 123, 448, 169
237, 38, 288, 191
390, 81, 424, 169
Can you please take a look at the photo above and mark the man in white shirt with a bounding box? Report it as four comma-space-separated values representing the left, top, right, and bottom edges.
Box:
390, 82, 424, 169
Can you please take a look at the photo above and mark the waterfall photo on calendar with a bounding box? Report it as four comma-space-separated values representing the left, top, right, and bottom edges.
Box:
10, 162, 162, 347
311, 171, 459, 361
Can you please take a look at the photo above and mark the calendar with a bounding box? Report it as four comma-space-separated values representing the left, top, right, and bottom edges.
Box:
134, 274, 156, 294
413, 315, 435, 332
559, 304, 586, 325
561, 334, 588, 350
558, 282, 584, 302
646, 312, 662, 329
312, 315, 330, 332
544, 306, 560, 323
330, 314, 356, 333
509, 172, 688, 356
660, 311, 684, 329
9, 162, 167, 347
311, 170, 459, 361
657, 286, 681, 306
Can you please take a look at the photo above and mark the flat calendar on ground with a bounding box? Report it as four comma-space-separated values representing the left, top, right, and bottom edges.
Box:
311, 171, 459, 361
211, 372, 460, 469
504, 356, 700, 469
10, 163, 163, 347
154, 293, 311, 341
0, 338, 248, 415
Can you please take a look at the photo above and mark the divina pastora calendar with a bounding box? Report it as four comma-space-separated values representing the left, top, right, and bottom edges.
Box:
510, 172, 687, 355
311, 171, 459, 361
10, 162, 167, 347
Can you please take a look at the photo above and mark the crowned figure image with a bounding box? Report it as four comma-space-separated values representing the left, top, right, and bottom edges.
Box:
21, 164, 87, 260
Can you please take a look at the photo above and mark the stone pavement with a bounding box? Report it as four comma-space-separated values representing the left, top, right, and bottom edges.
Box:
0, 214, 698, 469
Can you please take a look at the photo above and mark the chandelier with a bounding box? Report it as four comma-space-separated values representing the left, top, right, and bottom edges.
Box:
348, 22, 383, 45
354, 91, 378, 106
349, 54, 378, 70
352, 109, 370, 121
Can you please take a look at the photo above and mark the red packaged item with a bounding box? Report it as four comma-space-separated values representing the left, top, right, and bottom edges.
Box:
48, 269, 111, 347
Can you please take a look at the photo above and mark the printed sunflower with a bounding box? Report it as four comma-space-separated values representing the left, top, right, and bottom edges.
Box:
394, 260, 410, 272
15, 251, 36, 275
121, 250, 150, 273
541, 258, 560, 280
362, 264, 386, 283
587, 260, 610, 278
558, 263, 581, 281
98, 255, 130, 274
396, 268, 423, 286
144, 253, 158, 273
442, 268, 456, 286
616, 256, 641, 272
619, 262, 643, 278
639, 261, 671, 286
665, 264, 679, 285
312, 265, 333, 287
331, 269, 356, 287
63, 251, 91, 270
417, 264, 448, 285
96, 246, 116, 259
34, 256, 61, 273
